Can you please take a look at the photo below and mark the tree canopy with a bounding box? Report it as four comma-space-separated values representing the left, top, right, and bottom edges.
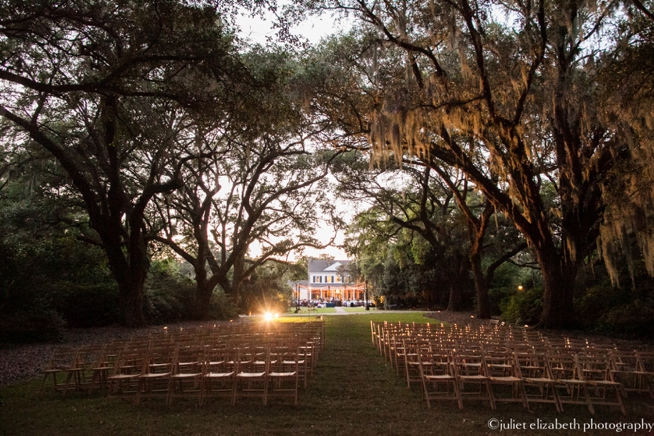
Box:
1, 0, 654, 334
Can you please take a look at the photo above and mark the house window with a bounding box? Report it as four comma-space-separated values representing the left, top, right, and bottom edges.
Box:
336, 276, 342, 283
313, 275, 322, 283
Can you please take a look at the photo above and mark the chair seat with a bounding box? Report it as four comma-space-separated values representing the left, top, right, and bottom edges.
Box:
205, 371, 234, 378
171, 372, 202, 379
524, 377, 556, 383
459, 375, 489, 381
237, 372, 265, 378
283, 360, 305, 365
555, 378, 588, 384
107, 373, 140, 380
490, 376, 522, 382
425, 374, 455, 381
588, 380, 622, 387
139, 372, 171, 379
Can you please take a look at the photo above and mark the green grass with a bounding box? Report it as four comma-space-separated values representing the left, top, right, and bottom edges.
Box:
0, 314, 651, 435
284, 307, 337, 315
342, 307, 371, 312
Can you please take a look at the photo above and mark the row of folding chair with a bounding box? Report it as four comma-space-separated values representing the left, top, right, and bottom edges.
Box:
40, 320, 324, 401
414, 345, 626, 415
105, 341, 310, 406
371, 321, 652, 414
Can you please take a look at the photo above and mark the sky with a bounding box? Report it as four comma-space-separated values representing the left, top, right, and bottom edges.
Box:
235, 8, 348, 46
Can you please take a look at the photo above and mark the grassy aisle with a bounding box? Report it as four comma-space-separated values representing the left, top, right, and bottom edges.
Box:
303, 314, 471, 435
0, 314, 650, 435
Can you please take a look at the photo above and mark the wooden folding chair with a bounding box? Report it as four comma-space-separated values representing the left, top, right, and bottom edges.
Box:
610, 349, 641, 398
513, 350, 562, 412
419, 348, 462, 409
548, 352, 594, 414
40, 347, 80, 394
62, 344, 106, 396
298, 341, 316, 384
451, 349, 496, 409
201, 346, 236, 405
634, 351, 654, 398
391, 335, 409, 377
135, 345, 174, 405
577, 353, 626, 415
107, 348, 149, 400
371, 321, 383, 349
484, 349, 528, 409
403, 339, 426, 390
233, 347, 269, 405
167, 344, 204, 406
268, 345, 300, 405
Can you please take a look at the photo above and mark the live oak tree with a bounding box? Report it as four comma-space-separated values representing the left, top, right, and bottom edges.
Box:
338, 151, 525, 315
337, 154, 472, 310
593, 2, 654, 286
298, 0, 631, 328
154, 128, 341, 319
0, 0, 253, 326
0, 141, 118, 325
428, 163, 527, 318
150, 46, 344, 319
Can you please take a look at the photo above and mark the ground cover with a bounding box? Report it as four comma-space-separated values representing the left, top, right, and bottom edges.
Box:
0, 314, 652, 435
342, 307, 372, 312
288, 307, 337, 314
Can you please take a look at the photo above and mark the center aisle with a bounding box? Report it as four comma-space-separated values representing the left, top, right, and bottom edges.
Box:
299, 315, 467, 435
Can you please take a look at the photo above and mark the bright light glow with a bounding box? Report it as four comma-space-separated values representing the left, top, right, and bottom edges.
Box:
264, 312, 274, 321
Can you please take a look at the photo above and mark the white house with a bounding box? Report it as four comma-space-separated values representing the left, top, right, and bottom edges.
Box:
291, 258, 365, 302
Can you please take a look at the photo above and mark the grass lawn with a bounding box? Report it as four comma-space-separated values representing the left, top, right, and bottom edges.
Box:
0, 313, 651, 435
343, 307, 381, 312
285, 307, 337, 314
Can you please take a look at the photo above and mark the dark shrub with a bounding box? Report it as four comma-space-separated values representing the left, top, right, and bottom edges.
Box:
144, 260, 194, 324
0, 308, 66, 343
488, 286, 517, 316
574, 283, 631, 330
51, 282, 120, 328
499, 287, 542, 325
208, 291, 238, 320
595, 301, 654, 338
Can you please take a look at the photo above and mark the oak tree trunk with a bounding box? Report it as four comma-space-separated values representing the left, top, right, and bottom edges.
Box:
536, 246, 577, 329
470, 252, 491, 319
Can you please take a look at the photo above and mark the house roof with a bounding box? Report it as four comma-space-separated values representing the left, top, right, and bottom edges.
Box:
307, 258, 352, 273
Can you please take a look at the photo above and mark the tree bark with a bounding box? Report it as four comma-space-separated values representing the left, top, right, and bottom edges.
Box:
535, 244, 577, 329
195, 280, 214, 321
101, 222, 149, 327
470, 251, 491, 319
446, 281, 463, 311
